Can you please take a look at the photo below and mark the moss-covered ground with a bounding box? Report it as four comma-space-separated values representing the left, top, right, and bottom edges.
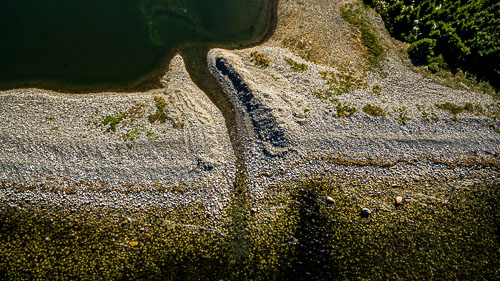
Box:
1, 175, 498, 280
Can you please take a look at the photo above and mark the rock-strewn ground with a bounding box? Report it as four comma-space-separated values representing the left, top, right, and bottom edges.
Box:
209, 46, 499, 208
0, 55, 235, 223
0, 0, 498, 225
206, 0, 499, 210
0, 0, 499, 279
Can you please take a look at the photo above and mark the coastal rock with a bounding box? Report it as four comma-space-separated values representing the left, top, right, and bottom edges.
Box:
196, 156, 214, 172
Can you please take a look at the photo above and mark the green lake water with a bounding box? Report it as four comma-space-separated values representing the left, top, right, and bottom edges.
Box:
0, 0, 274, 91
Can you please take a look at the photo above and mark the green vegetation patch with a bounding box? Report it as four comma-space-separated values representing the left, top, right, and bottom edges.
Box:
341, 3, 386, 66
416, 104, 438, 121
365, 0, 500, 89
95, 96, 183, 147
102, 112, 127, 133
313, 89, 341, 103
435, 101, 500, 120
336, 102, 357, 118
121, 125, 145, 142
101, 103, 146, 134
148, 96, 168, 124
394, 106, 409, 124
313, 69, 367, 118
320, 69, 369, 94
250, 51, 271, 68
372, 84, 382, 96
312, 89, 357, 118
362, 103, 386, 117
284, 56, 308, 72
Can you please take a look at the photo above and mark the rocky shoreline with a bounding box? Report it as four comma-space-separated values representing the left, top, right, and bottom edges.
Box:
0, 55, 236, 225
0, 0, 498, 279
207, 45, 499, 209
1, 0, 499, 222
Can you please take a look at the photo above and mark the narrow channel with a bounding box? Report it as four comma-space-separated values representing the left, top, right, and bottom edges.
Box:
181, 46, 251, 273
180, 1, 278, 273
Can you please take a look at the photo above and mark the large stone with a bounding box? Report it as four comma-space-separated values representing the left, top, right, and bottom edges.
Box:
361, 208, 371, 218
326, 196, 335, 204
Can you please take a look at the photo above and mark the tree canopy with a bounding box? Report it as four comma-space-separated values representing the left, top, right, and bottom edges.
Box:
364, 0, 499, 87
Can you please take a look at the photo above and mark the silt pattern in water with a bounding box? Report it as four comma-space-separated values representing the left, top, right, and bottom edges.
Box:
0, 0, 272, 91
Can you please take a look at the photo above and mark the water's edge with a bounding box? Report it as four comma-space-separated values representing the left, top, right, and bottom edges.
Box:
180, 1, 278, 271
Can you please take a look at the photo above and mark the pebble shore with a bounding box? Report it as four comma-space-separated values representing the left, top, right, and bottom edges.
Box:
0, 55, 236, 225
1, 0, 498, 227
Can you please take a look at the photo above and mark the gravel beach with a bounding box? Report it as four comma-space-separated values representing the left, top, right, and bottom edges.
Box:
0, 55, 236, 224
1, 0, 499, 279
1, 0, 498, 231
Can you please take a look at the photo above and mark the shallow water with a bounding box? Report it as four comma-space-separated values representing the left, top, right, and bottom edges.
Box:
0, 0, 273, 91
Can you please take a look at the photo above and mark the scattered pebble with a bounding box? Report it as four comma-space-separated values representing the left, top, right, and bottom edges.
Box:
395, 196, 403, 207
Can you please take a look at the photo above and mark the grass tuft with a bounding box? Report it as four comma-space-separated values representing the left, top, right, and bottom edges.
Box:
148, 96, 168, 124
284, 56, 308, 72
336, 102, 357, 118
250, 51, 270, 68
341, 3, 385, 66
362, 103, 386, 117
102, 113, 126, 133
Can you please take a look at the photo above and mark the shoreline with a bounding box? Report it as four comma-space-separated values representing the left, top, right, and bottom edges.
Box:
0, 1, 499, 278
0, 0, 498, 212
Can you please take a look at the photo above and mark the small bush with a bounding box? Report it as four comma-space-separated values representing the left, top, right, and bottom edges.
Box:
407, 38, 436, 66
362, 103, 386, 117
250, 51, 270, 68
394, 106, 409, 124
416, 104, 438, 121
436, 102, 464, 115
102, 113, 126, 133
284, 56, 308, 72
320, 70, 369, 94
313, 89, 341, 102
336, 103, 357, 118
427, 55, 448, 73
372, 84, 382, 96
148, 96, 168, 124
435, 102, 494, 120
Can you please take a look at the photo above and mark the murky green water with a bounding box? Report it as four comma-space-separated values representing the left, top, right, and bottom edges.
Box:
0, 0, 274, 91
